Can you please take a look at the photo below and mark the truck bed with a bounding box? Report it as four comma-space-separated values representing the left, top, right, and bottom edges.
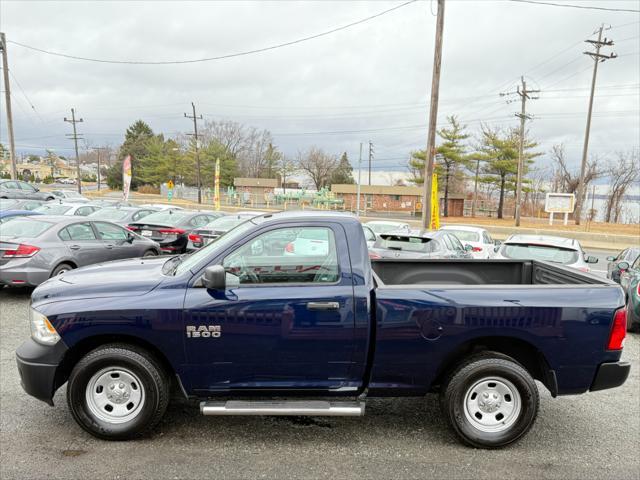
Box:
371, 259, 609, 286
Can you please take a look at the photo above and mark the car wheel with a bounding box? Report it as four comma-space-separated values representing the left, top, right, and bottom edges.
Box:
441, 352, 539, 449
50, 263, 74, 277
67, 344, 170, 440
143, 250, 158, 257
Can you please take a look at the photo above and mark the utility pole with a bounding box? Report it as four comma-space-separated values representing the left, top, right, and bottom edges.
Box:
64, 108, 84, 194
471, 157, 480, 217
421, 0, 445, 230
575, 25, 616, 225
507, 76, 539, 227
184, 102, 203, 204
0, 33, 17, 180
93, 147, 109, 191
368, 141, 373, 185
356, 142, 362, 216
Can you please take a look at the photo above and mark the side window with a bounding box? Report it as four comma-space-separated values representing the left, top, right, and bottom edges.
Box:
483, 232, 492, 244
363, 226, 375, 242
132, 210, 152, 222
19, 182, 36, 192
222, 227, 339, 284
60, 223, 96, 241
94, 222, 128, 241
448, 234, 464, 251
191, 215, 210, 227
441, 234, 453, 251
2, 181, 19, 190
617, 249, 628, 261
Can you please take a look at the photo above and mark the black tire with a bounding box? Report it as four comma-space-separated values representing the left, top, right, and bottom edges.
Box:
50, 263, 74, 277
142, 250, 158, 257
441, 352, 539, 449
67, 344, 170, 440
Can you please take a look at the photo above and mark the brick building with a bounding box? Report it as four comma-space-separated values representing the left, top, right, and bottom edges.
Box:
331, 184, 466, 215
234, 178, 278, 197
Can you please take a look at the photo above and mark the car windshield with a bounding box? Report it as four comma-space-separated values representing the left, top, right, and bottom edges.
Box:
134, 210, 189, 226
376, 235, 432, 253
171, 220, 256, 276
444, 229, 480, 242
367, 222, 406, 234
34, 204, 72, 215
502, 243, 579, 264
205, 216, 249, 230
90, 208, 130, 221
0, 218, 53, 238
0, 199, 18, 210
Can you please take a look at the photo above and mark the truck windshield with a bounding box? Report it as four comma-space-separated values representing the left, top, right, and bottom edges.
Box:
171, 220, 256, 275
502, 244, 579, 264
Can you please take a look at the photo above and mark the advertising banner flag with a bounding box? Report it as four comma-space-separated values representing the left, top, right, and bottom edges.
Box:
430, 173, 440, 230
122, 155, 132, 201
214, 158, 221, 211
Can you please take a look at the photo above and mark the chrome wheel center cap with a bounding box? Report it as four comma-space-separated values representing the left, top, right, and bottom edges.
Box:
478, 390, 502, 413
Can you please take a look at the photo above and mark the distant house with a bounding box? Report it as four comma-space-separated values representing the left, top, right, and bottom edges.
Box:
234, 177, 278, 200
331, 184, 466, 215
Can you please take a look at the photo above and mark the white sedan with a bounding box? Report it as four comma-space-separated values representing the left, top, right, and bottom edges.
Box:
34, 202, 101, 217
439, 225, 498, 259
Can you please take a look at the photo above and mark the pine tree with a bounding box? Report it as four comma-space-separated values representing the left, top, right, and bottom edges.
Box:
330, 152, 355, 185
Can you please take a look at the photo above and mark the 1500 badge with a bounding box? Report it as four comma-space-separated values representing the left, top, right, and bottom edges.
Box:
186, 325, 221, 338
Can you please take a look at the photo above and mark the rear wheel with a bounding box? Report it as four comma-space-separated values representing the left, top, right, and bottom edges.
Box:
441, 352, 539, 448
67, 344, 170, 440
50, 263, 73, 277
142, 250, 158, 257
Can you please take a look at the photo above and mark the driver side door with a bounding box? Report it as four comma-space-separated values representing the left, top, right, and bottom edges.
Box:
182, 223, 358, 394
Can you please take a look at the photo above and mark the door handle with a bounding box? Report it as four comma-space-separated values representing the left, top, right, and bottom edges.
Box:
105, 244, 114, 249
69, 245, 81, 250
307, 302, 340, 311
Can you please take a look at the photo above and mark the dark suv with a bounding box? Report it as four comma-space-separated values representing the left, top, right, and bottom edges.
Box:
0, 180, 56, 201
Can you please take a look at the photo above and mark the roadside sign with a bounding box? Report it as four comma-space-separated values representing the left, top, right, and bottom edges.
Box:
545, 193, 575, 226
167, 180, 174, 202
167, 180, 174, 190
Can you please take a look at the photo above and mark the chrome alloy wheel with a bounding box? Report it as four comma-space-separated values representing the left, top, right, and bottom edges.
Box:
85, 367, 145, 424
463, 377, 521, 433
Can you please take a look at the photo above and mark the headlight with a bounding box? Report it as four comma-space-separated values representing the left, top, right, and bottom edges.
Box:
29, 308, 60, 345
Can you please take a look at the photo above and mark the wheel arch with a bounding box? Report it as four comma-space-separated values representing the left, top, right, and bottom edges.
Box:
432, 336, 557, 397
50, 260, 78, 276
55, 334, 178, 396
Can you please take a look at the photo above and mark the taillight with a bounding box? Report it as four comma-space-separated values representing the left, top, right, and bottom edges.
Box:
637, 282, 640, 296
285, 242, 294, 253
188, 233, 202, 243
607, 308, 627, 350
369, 251, 381, 259
126, 225, 138, 231
3, 244, 40, 258
577, 266, 590, 272
472, 246, 483, 252
159, 228, 186, 235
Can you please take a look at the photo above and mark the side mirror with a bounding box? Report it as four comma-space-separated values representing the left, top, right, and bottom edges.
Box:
202, 265, 226, 290
586, 256, 599, 264
606, 256, 616, 261
126, 232, 135, 243
464, 244, 473, 252
617, 261, 630, 271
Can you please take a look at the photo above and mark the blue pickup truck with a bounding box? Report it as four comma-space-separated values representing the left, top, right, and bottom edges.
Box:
16, 212, 630, 448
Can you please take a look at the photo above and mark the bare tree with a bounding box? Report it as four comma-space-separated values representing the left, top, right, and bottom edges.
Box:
604, 150, 640, 223
277, 154, 298, 192
297, 147, 337, 190
550, 144, 602, 193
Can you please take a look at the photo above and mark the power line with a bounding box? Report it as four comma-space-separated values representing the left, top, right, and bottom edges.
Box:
507, 0, 640, 13
7, 0, 418, 65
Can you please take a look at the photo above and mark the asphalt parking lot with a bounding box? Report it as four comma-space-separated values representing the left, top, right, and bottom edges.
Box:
1, 287, 638, 480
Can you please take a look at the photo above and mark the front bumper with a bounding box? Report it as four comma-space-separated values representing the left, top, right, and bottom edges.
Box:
15, 338, 68, 405
590, 361, 631, 392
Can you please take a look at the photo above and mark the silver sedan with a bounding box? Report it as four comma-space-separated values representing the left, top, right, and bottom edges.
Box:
0, 215, 161, 287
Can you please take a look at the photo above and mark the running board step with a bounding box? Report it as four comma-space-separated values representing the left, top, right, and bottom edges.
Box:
200, 400, 365, 417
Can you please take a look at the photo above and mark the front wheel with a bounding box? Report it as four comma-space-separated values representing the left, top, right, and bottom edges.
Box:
67, 344, 170, 440
441, 353, 539, 448
142, 250, 158, 257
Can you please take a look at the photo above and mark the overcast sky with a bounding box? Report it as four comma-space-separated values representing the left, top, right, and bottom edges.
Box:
1, 0, 638, 177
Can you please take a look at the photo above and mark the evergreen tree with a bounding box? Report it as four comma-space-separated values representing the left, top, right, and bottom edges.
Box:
330, 152, 355, 185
